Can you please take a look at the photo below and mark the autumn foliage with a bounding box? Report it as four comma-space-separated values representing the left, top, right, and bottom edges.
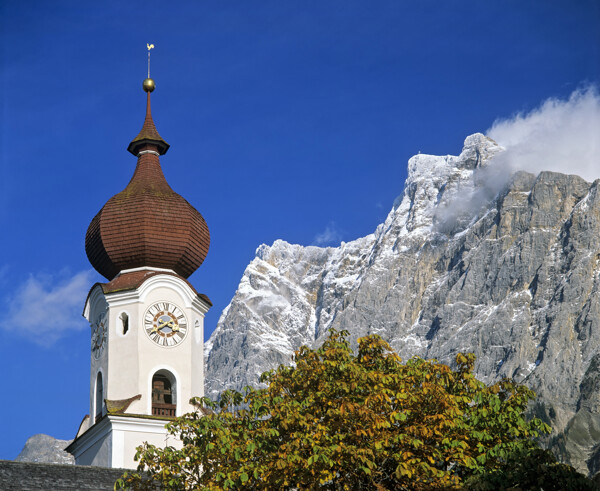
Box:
117, 330, 589, 490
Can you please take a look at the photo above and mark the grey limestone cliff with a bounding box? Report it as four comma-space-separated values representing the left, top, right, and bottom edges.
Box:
15, 434, 74, 465
206, 133, 600, 474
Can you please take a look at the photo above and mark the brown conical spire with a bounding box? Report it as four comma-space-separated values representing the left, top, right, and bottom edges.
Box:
127, 82, 170, 156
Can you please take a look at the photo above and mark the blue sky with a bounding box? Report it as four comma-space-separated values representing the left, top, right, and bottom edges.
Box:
1, 1, 598, 460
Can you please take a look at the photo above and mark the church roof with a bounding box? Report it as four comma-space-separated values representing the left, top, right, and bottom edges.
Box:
0, 460, 127, 490
127, 90, 169, 156
106, 394, 142, 415
85, 82, 210, 280
87, 270, 212, 306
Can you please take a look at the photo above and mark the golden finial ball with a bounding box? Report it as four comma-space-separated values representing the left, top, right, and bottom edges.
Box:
143, 78, 156, 92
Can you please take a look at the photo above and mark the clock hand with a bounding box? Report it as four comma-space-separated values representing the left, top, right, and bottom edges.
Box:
152, 319, 170, 333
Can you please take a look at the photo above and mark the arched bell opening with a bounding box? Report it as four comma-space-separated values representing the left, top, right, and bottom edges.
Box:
95, 372, 104, 423
151, 369, 176, 417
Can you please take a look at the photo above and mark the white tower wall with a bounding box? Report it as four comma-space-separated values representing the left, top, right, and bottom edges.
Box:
69, 270, 210, 468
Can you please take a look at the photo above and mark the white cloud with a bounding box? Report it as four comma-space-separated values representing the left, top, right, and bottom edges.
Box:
433, 87, 600, 234
487, 86, 600, 182
313, 222, 343, 246
1, 270, 94, 346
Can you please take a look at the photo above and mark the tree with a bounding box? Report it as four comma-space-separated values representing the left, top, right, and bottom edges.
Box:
116, 330, 588, 490
465, 447, 594, 490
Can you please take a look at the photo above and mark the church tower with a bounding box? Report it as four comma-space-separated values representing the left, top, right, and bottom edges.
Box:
67, 74, 211, 469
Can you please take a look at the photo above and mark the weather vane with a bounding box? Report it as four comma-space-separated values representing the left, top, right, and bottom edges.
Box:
147, 43, 155, 78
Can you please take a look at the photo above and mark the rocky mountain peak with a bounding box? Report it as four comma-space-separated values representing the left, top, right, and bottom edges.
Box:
14, 434, 74, 465
206, 133, 600, 475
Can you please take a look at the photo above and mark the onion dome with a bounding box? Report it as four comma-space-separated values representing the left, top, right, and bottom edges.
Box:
85, 79, 210, 281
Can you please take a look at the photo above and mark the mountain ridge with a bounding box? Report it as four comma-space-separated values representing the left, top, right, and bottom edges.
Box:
206, 133, 600, 474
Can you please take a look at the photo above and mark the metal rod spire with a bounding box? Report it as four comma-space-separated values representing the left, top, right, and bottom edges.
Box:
147, 43, 155, 78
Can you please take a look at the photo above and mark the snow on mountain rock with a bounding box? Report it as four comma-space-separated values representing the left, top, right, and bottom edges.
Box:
205, 133, 600, 475
15, 434, 74, 465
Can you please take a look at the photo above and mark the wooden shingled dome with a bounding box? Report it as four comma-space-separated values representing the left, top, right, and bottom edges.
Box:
85, 90, 209, 281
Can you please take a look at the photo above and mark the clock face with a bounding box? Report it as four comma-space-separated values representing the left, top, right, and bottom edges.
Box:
91, 311, 107, 359
144, 302, 188, 347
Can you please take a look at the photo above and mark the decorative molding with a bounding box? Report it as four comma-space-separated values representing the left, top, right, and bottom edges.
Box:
75, 414, 90, 439
109, 414, 172, 434
66, 414, 172, 468
137, 275, 199, 308
104, 274, 200, 309
83, 284, 107, 321
65, 414, 112, 458
119, 266, 175, 275
192, 295, 211, 314
137, 149, 160, 157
